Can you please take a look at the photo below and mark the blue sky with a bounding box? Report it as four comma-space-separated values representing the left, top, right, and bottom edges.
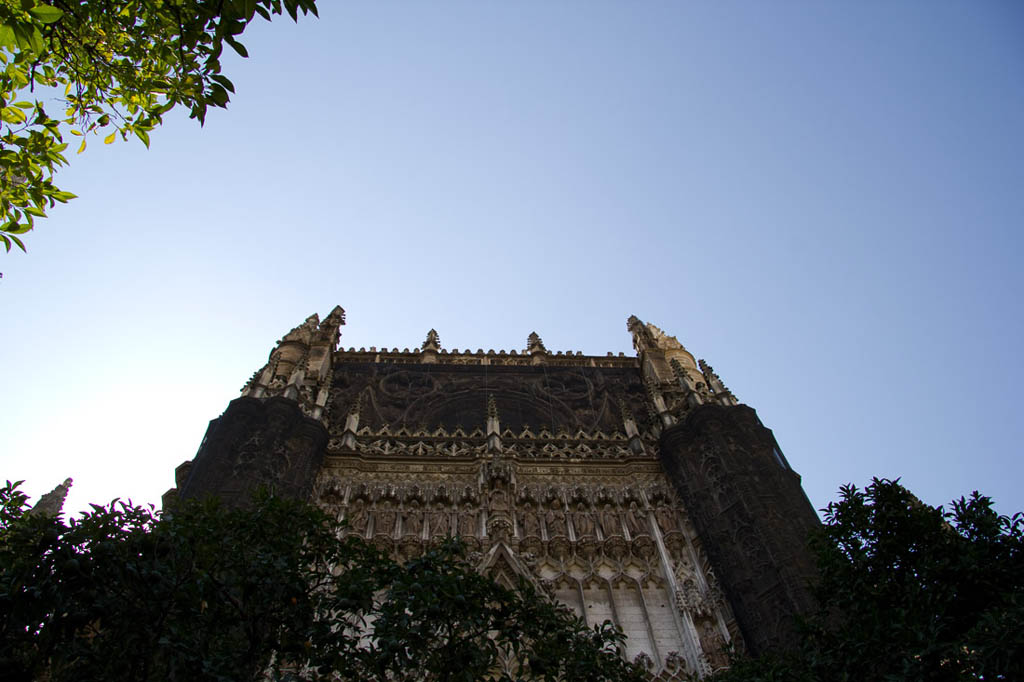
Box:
3, 1, 1022, 519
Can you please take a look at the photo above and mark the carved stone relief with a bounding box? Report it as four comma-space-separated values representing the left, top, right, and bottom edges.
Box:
312, 452, 741, 678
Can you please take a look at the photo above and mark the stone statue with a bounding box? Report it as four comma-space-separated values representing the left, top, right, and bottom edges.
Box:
656, 507, 678, 534
599, 504, 621, 538
403, 506, 423, 536
489, 489, 509, 512
700, 620, 729, 670
545, 504, 568, 537
374, 505, 396, 537
345, 502, 368, 535
428, 508, 450, 537
573, 503, 595, 538
625, 501, 648, 537
520, 504, 541, 537
458, 504, 478, 537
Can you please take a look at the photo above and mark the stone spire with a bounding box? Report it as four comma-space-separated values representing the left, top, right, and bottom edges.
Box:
699, 359, 738, 406
670, 358, 704, 408
486, 394, 502, 452
29, 477, 72, 517
627, 315, 656, 354
241, 306, 345, 422
421, 329, 441, 363
627, 315, 702, 388
645, 378, 675, 428
621, 403, 646, 454
526, 332, 548, 365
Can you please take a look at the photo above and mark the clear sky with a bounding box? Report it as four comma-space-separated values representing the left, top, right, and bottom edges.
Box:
2, 1, 1022, 520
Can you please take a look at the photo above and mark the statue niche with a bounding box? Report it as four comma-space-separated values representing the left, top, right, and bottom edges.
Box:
545, 503, 568, 538
457, 503, 478, 538
624, 501, 649, 538
573, 503, 596, 539
428, 507, 451, 537
345, 501, 368, 536
402, 503, 423, 538
519, 503, 542, 538
599, 503, 622, 538
373, 503, 397, 538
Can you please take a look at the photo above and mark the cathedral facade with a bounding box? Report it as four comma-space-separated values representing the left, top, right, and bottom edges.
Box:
166, 307, 820, 678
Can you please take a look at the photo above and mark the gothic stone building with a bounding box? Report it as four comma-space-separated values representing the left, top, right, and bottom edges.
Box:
165, 307, 820, 679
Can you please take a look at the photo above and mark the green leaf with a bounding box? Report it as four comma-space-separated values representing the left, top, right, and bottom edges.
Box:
0, 24, 16, 49
211, 74, 236, 93
28, 5, 64, 24
0, 0, 322, 249
1, 107, 27, 124
224, 35, 249, 58
6, 221, 33, 234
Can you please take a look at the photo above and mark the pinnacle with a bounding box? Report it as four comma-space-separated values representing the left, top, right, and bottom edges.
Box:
422, 329, 441, 351
325, 305, 346, 324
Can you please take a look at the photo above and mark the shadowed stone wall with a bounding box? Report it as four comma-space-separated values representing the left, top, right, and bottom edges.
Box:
659, 404, 820, 655
177, 396, 328, 507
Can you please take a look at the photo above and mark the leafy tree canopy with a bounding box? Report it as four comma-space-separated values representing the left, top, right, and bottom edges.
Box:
0, 0, 318, 252
710, 478, 1024, 682
0, 481, 647, 682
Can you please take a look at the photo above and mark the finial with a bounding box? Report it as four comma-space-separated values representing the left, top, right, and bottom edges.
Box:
422, 329, 441, 352
526, 331, 547, 354
627, 315, 655, 353
699, 359, 737, 405
486, 394, 501, 452
671, 358, 703, 407
323, 305, 346, 325
621, 402, 644, 452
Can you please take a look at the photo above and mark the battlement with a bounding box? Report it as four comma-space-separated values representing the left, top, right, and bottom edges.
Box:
334, 345, 639, 368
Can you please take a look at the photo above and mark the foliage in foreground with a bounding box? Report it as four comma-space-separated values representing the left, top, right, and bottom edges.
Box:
710, 478, 1024, 682
0, 481, 645, 682
1, 0, 318, 252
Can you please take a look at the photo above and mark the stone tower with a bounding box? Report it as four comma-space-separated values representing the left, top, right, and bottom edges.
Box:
166, 308, 819, 677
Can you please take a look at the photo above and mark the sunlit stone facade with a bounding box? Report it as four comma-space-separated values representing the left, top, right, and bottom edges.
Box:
167, 307, 820, 678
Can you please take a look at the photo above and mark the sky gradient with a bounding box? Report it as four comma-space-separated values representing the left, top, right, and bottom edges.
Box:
3, 1, 1023, 520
